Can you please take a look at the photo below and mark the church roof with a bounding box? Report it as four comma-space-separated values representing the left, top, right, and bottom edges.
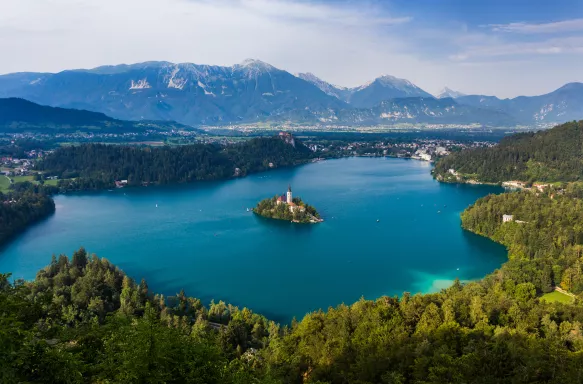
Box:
288, 184, 292, 192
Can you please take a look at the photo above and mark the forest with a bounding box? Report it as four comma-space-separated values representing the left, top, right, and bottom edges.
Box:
2, 245, 583, 383
0, 182, 55, 246
433, 120, 583, 183
38, 136, 314, 191
461, 183, 583, 294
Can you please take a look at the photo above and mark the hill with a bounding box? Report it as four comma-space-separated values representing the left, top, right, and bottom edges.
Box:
0, 98, 197, 133
434, 120, 583, 183
37, 134, 314, 191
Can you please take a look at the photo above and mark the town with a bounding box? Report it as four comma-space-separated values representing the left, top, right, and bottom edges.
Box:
303, 138, 495, 162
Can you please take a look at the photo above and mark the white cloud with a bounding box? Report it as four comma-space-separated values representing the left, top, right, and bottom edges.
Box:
237, 0, 412, 26
488, 18, 583, 34
450, 36, 583, 61
0, 0, 582, 98
0, 0, 414, 85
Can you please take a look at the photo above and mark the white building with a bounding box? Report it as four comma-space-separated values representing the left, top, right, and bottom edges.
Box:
503, 214, 514, 223
286, 185, 292, 204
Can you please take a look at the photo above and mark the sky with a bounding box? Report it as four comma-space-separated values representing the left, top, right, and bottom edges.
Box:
1, 0, 583, 98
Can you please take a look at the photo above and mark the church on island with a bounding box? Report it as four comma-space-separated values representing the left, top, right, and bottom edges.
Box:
253, 184, 322, 223
276, 185, 305, 213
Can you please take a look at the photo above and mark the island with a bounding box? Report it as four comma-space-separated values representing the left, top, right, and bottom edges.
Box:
253, 185, 323, 223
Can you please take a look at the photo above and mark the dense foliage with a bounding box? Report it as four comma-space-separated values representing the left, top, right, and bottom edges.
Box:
434, 120, 583, 183
38, 137, 314, 191
2, 248, 583, 383
253, 196, 321, 223
0, 249, 278, 383
461, 184, 583, 294
0, 182, 54, 245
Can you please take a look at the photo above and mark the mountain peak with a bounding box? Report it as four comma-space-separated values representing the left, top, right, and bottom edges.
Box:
354, 74, 416, 92
237, 59, 274, 70
347, 74, 432, 107
554, 82, 583, 92
376, 74, 409, 84
437, 87, 465, 99
377, 74, 413, 86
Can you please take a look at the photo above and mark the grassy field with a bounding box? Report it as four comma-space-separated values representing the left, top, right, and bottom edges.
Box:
541, 290, 574, 304
12, 175, 35, 183
0, 175, 11, 192
44, 179, 59, 186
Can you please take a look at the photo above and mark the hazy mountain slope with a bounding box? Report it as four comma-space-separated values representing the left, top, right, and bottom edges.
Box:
0, 98, 195, 133
456, 83, 583, 124
371, 97, 515, 125
295, 72, 351, 101
437, 87, 466, 99
331, 97, 516, 126
3, 60, 583, 126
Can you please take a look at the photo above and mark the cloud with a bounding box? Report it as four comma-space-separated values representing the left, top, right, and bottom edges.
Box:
488, 18, 583, 34
0, 0, 416, 86
450, 36, 583, 61
0, 0, 582, 98
237, 0, 412, 26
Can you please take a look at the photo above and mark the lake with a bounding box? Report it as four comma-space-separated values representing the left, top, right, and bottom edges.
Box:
0, 157, 507, 322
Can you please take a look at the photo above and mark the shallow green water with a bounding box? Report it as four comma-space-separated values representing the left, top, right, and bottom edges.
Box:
0, 157, 506, 322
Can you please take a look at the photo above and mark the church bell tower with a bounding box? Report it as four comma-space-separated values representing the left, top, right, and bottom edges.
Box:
287, 184, 292, 204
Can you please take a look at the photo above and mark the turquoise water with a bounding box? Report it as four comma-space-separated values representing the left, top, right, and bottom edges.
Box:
0, 157, 506, 322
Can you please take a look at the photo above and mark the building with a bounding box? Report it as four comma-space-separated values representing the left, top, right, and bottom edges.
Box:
503, 214, 514, 223
287, 184, 292, 204
275, 185, 305, 213
435, 146, 449, 156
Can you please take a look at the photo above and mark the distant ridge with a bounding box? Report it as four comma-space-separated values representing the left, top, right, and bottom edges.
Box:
296, 72, 433, 107
0, 98, 196, 133
1, 59, 583, 126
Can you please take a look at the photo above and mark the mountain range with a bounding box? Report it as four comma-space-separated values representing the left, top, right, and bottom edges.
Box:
1, 59, 582, 127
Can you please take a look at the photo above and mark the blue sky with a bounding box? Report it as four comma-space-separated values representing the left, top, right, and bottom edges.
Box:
2, 0, 583, 97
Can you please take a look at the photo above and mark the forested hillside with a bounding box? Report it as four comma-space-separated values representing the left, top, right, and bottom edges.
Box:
2, 247, 583, 383
38, 136, 314, 191
0, 98, 194, 133
462, 184, 583, 294
434, 120, 583, 183
0, 183, 55, 245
